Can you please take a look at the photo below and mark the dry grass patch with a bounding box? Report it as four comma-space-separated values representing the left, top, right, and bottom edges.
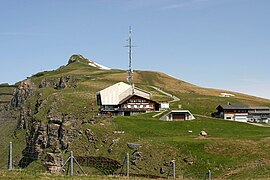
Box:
194, 136, 225, 140
204, 140, 258, 157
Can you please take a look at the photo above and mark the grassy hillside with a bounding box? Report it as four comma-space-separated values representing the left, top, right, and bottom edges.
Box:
31, 59, 270, 110
113, 114, 270, 179
0, 55, 270, 179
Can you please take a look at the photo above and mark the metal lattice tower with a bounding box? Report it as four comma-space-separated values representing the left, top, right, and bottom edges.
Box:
125, 26, 135, 93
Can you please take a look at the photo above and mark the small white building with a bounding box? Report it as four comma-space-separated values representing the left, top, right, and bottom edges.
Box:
160, 102, 170, 110
160, 110, 195, 121
219, 93, 235, 97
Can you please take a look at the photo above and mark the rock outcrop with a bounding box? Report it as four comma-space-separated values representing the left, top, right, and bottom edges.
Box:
11, 79, 35, 107
45, 152, 63, 173
131, 151, 143, 165
85, 129, 98, 144
19, 116, 68, 172
39, 78, 52, 88
18, 107, 27, 129
68, 54, 84, 64
39, 76, 77, 89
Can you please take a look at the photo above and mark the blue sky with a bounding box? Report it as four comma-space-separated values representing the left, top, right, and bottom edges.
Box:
0, 0, 269, 99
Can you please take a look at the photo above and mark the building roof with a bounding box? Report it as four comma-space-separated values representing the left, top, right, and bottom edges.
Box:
249, 106, 270, 110
248, 110, 270, 114
170, 110, 193, 113
217, 104, 249, 110
217, 104, 270, 111
97, 82, 150, 105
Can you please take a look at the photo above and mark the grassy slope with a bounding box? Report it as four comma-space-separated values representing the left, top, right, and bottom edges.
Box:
113, 114, 270, 179
0, 120, 26, 169
0, 85, 26, 171
1, 57, 270, 179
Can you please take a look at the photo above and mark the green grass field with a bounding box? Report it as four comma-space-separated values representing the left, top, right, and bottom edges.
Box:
113, 114, 270, 178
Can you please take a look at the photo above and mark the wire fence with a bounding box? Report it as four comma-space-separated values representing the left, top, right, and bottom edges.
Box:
0, 141, 215, 179
1, 141, 172, 178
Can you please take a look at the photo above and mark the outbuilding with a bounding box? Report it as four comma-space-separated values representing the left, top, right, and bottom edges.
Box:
160, 110, 195, 121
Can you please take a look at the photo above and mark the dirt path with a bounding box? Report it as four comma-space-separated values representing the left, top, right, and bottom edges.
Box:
149, 86, 180, 102
194, 114, 270, 128
193, 114, 220, 119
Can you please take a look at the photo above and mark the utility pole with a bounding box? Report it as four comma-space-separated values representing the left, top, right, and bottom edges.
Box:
204, 170, 212, 180
172, 160, 176, 179
70, 151, 74, 176
8, 142, 12, 170
125, 26, 135, 94
126, 153, 130, 177
208, 170, 211, 180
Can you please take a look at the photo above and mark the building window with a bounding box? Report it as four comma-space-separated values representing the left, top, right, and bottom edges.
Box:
226, 117, 231, 120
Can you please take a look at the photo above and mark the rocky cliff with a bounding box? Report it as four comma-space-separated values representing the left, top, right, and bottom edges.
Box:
11, 75, 80, 172
11, 79, 35, 108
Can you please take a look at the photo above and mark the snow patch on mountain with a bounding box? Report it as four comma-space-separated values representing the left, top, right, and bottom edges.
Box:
88, 60, 111, 70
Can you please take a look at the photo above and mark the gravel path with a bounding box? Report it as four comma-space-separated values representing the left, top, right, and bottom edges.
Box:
149, 86, 180, 102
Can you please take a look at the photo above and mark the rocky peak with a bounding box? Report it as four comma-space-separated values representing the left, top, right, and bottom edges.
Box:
68, 54, 111, 70
68, 54, 85, 64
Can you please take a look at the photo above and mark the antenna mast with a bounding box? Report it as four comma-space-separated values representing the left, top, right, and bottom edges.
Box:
125, 26, 135, 93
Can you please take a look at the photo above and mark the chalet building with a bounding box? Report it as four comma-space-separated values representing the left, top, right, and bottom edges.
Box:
214, 104, 270, 122
96, 82, 160, 116
248, 107, 270, 123
215, 104, 249, 122
160, 110, 195, 121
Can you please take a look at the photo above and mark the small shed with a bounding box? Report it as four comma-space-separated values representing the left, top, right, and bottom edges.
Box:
160, 110, 195, 121
160, 102, 170, 110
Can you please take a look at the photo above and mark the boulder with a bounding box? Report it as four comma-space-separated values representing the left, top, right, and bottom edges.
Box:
131, 151, 143, 165
45, 152, 63, 173
200, 130, 207, 136
160, 167, 165, 174
127, 143, 141, 150
85, 129, 98, 144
